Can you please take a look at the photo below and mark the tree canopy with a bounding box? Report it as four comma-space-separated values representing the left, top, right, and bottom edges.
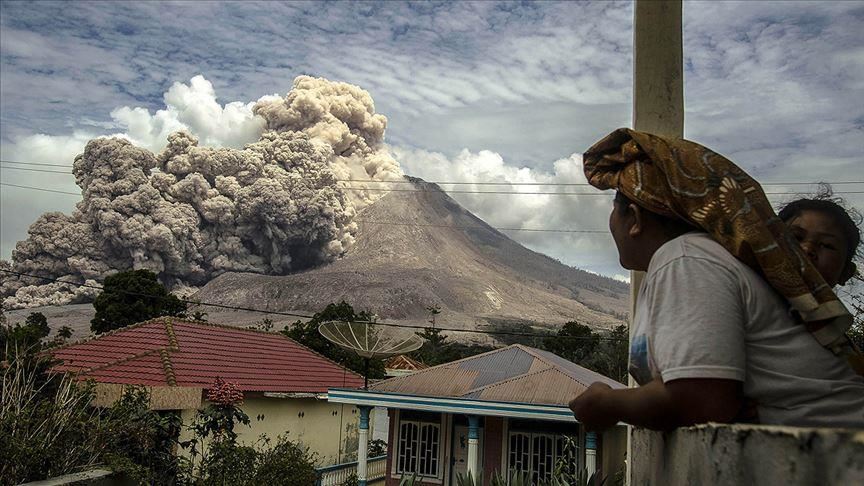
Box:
90, 269, 187, 334
281, 301, 386, 379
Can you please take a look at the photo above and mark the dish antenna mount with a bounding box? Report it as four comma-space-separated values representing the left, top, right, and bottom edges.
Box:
318, 320, 425, 389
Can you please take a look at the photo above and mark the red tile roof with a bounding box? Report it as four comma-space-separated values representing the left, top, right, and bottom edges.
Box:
51, 318, 364, 392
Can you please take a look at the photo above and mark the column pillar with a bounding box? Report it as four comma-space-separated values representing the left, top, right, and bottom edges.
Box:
467, 415, 480, 480
630, 1, 684, 484
358, 406, 371, 486
585, 431, 598, 479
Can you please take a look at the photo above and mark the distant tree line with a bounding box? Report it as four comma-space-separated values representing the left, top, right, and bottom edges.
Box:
280, 301, 630, 384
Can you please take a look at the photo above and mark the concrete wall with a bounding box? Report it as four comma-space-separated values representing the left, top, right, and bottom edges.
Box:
179, 393, 372, 466
601, 426, 627, 483
631, 423, 864, 486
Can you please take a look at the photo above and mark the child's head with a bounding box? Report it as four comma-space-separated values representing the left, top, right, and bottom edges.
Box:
778, 187, 861, 287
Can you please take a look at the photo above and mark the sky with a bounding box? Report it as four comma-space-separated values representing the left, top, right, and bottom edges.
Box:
1, 0, 863, 285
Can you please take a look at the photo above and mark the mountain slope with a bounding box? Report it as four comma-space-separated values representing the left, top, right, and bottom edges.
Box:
195, 178, 628, 333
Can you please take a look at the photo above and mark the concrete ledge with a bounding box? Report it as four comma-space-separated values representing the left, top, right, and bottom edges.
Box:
17, 469, 126, 486
631, 423, 864, 486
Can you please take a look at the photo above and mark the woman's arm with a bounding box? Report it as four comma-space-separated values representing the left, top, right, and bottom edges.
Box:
569, 377, 742, 431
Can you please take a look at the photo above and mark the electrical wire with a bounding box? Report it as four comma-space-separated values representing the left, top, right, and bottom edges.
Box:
4, 178, 860, 198
1, 183, 80, 195
3, 160, 863, 187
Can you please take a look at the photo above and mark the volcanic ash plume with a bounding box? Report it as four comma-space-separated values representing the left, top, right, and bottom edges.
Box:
1, 76, 404, 309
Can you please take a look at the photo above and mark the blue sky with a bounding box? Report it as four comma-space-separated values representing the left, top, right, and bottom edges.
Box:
1, 0, 863, 282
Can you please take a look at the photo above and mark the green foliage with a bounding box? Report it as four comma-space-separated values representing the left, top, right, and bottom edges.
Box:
99, 388, 182, 485
1, 312, 53, 359
57, 325, 74, 339
457, 470, 528, 486
341, 473, 359, 486
281, 301, 386, 378
368, 438, 387, 456
412, 312, 497, 366
0, 350, 177, 486
585, 324, 629, 384
398, 473, 419, 486
542, 322, 629, 383
543, 321, 599, 363
90, 269, 187, 334
24, 312, 50, 337
457, 468, 604, 486
252, 435, 318, 485
178, 378, 317, 486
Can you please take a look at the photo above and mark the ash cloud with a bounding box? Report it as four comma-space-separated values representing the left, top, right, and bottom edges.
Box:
1, 76, 403, 308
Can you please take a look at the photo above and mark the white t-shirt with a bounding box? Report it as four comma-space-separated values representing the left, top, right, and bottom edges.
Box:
629, 232, 864, 428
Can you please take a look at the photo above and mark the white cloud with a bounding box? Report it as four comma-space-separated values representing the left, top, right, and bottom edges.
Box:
110, 76, 269, 152
392, 145, 623, 275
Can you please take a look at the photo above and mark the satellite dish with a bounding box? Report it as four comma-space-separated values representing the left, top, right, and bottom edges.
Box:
319, 320, 425, 388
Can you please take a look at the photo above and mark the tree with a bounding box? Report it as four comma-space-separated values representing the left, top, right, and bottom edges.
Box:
281, 302, 386, 379
543, 321, 599, 364
57, 326, 73, 340
1, 312, 52, 359
24, 313, 49, 338
90, 269, 187, 334
584, 325, 630, 383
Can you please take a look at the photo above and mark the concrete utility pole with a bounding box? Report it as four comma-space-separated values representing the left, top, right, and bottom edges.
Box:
631, 0, 684, 313
628, 0, 684, 483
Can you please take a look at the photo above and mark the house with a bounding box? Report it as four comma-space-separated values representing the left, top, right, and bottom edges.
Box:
328, 344, 627, 486
384, 354, 429, 377
50, 317, 369, 465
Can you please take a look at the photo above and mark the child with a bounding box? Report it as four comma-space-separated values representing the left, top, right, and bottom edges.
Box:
778, 189, 860, 289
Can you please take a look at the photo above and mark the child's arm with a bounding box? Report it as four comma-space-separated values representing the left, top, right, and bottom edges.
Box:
569, 377, 742, 431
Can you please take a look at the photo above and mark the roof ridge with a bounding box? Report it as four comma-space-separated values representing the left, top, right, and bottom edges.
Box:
463, 367, 588, 405
461, 359, 554, 396
163, 318, 179, 348
518, 344, 625, 387
159, 348, 177, 386
370, 344, 518, 390
513, 343, 567, 370
79, 346, 166, 375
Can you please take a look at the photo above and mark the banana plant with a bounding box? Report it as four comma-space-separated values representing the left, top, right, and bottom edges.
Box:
399, 473, 419, 486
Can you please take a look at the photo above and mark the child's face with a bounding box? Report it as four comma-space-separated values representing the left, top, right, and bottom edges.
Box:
787, 209, 850, 287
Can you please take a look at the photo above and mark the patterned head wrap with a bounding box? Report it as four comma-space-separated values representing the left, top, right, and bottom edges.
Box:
583, 128, 862, 375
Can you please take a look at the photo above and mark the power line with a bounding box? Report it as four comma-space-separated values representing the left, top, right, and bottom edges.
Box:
354, 220, 609, 234
339, 179, 864, 187
0, 269, 627, 342
9, 180, 857, 200
342, 187, 864, 196
1, 160, 72, 168
0, 165, 72, 174
1, 183, 80, 195
3, 160, 863, 187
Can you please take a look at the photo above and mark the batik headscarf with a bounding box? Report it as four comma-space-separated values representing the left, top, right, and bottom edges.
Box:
583, 128, 863, 376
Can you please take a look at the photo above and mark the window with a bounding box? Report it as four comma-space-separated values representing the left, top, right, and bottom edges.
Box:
397, 418, 441, 478
508, 431, 579, 484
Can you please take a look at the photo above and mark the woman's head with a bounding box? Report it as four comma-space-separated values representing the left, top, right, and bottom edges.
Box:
778, 190, 861, 287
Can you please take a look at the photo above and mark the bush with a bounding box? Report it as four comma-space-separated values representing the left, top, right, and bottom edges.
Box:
178, 378, 318, 486
0, 350, 176, 485
253, 435, 318, 485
